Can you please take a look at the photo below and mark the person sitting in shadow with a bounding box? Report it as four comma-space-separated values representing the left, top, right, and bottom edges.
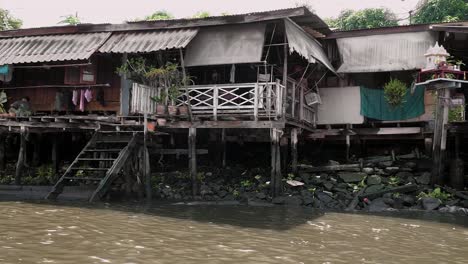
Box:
0, 96, 32, 117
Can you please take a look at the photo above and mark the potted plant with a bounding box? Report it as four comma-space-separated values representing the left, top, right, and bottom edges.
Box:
150, 92, 167, 116
454, 60, 465, 71
167, 85, 180, 116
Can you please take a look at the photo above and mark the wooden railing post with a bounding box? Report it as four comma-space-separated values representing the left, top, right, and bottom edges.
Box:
254, 83, 259, 121
291, 83, 296, 118
275, 80, 281, 119
299, 84, 304, 121
213, 86, 218, 121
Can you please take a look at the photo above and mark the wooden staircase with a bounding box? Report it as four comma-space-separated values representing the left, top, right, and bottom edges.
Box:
46, 131, 139, 202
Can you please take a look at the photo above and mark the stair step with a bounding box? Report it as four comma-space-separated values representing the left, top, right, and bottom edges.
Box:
64, 177, 103, 181
84, 149, 123, 152
95, 140, 131, 144
70, 168, 110, 171
77, 158, 116, 161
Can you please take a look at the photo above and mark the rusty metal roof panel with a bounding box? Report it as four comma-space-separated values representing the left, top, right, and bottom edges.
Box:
0, 32, 111, 65
99, 28, 198, 53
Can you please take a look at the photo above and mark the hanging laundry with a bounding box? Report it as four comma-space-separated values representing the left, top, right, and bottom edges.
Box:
0, 65, 13, 83
72, 90, 79, 106
84, 88, 93, 102
79, 89, 85, 112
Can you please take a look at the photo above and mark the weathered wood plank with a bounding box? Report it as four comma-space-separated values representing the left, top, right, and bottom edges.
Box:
298, 163, 361, 172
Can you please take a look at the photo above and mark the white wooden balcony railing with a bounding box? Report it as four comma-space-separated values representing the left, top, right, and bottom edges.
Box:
176, 81, 284, 120
131, 81, 316, 125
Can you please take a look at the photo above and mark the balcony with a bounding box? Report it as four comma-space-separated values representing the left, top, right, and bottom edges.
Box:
131, 81, 316, 126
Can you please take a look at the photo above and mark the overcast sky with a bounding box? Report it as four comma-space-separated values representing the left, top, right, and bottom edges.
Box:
1, 0, 421, 28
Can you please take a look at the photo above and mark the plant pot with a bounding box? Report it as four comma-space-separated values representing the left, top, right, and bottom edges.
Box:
156, 118, 167, 126
167, 105, 178, 116
178, 105, 189, 116
156, 104, 166, 115
147, 121, 157, 132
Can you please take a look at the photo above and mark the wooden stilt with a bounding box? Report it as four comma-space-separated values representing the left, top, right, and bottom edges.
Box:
188, 128, 198, 196
32, 134, 42, 167
280, 137, 288, 172
450, 134, 464, 190
291, 128, 298, 174
0, 134, 5, 171
221, 128, 226, 168
424, 138, 433, 157
271, 128, 282, 197
15, 132, 26, 185
432, 88, 450, 185
144, 113, 152, 202
345, 135, 351, 162
51, 135, 59, 180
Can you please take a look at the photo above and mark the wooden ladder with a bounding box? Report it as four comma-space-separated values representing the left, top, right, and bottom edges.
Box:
46, 131, 139, 202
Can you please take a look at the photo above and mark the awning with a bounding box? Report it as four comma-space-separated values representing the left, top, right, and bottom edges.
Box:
284, 18, 336, 74
337, 31, 436, 73
0, 33, 111, 65
184, 24, 266, 67
99, 28, 198, 53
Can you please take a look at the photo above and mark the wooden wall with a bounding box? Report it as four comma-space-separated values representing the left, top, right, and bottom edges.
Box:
2, 55, 122, 114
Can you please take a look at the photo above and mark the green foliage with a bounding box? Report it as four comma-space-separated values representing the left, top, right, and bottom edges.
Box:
449, 105, 465, 122
59, 14, 81, 25
388, 176, 400, 186
192, 11, 210, 18
0, 90, 7, 113
414, 0, 468, 24
417, 187, 451, 201
240, 180, 253, 188
144, 10, 174, 21
384, 78, 407, 107
0, 8, 22, 30
325, 8, 398, 30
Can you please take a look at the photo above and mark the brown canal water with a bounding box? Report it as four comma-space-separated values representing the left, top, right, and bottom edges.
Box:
0, 201, 467, 264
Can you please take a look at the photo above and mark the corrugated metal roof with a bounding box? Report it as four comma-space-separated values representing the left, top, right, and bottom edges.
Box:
99, 28, 198, 53
0, 32, 111, 65
337, 31, 436, 73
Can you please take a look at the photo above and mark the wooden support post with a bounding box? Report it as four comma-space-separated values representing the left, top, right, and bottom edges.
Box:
15, 131, 26, 185
270, 128, 282, 197
450, 134, 464, 190
51, 135, 59, 180
432, 88, 450, 185
282, 35, 288, 118
32, 134, 42, 167
291, 128, 298, 174
424, 137, 433, 157
346, 135, 351, 162
189, 128, 198, 196
221, 128, 226, 168
144, 113, 152, 202
0, 134, 5, 171
280, 137, 288, 172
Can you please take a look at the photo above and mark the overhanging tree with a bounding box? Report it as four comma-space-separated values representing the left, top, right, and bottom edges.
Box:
413, 0, 468, 24
325, 8, 398, 30
0, 8, 22, 30
144, 10, 174, 21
